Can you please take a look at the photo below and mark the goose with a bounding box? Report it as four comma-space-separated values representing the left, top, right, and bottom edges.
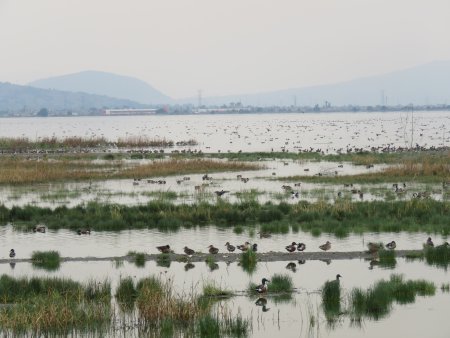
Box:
285, 242, 297, 253
225, 242, 236, 252
319, 241, 331, 251
297, 243, 306, 252
156, 245, 171, 254
385, 241, 396, 250
33, 226, 46, 233
255, 278, 270, 293
9, 249, 15, 258
183, 246, 195, 256
208, 245, 219, 254
426, 237, 434, 247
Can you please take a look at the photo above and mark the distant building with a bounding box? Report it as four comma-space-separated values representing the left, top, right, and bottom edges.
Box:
103, 108, 157, 116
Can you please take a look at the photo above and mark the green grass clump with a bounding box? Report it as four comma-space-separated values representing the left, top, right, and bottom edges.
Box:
198, 315, 220, 337
378, 250, 397, 269
322, 277, 342, 321
424, 243, 450, 269
127, 251, 146, 267
31, 250, 61, 271
115, 277, 137, 311
350, 274, 436, 320
202, 281, 232, 298
269, 274, 293, 293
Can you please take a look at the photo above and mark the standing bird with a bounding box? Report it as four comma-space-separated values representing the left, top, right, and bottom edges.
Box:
225, 242, 236, 252
183, 246, 195, 256
255, 278, 270, 293
285, 242, 297, 253
208, 245, 219, 254
156, 245, 171, 254
297, 243, 306, 252
426, 237, 434, 247
9, 249, 15, 258
385, 241, 396, 250
319, 241, 331, 251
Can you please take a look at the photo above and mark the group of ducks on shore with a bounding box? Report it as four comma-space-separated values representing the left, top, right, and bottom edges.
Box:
156, 242, 259, 255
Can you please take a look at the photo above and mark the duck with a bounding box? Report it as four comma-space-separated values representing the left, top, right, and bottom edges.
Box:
237, 242, 250, 251
252, 243, 258, 252
286, 262, 297, 272
77, 228, 91, 235
183, 246, 195, 256
156, 245, 171, 254
258, 232, 271, 239
208, 245, 219, 254
225, 242, 236, 252
319, 241, 331, 251
297, 243, 306, 252
335, 274, 342, 282
214, 190, 229, 197
9, 249, 15, 258
426, 237, 434, 247
33, 225, 46, 233
255, 278, 270, 293
367, 242, 382, 253
285, 242, 297, 253
385, 241, 396, 250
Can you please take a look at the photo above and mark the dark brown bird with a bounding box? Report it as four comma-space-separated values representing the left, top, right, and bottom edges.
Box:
208, 245, 219, 254
426, 237, 434, 247
225, 242, 236, 252
285, 242, 297, 253
214, 190, 229, 197
157, 245, 171, 254
183, 246, 195, 256
319, 241, 331, 251
297, 243, 306, 251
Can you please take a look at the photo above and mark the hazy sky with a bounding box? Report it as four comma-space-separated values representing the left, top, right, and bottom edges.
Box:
1, 0, 450, 98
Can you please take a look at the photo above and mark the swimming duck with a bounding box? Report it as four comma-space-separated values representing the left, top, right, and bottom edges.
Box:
156, 245, 171, 254
385, 241, 396, 250
208, 245, 219, 254
286, 262, 297, 272
77, 228, 91, 235
237, 242, 251, 251
214, 190, 229, 197
426, 237, 434, 247
319, 241, 331, 251
33, 225, 46, 233
285, 242, 297, 253
225, 242, 236, 252
255, 278, 270, 293
297, 243, 306, 252
183, 246, 195, 256
9, 249, 15, 258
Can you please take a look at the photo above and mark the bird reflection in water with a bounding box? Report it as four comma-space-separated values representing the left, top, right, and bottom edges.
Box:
255, 297, 270, 312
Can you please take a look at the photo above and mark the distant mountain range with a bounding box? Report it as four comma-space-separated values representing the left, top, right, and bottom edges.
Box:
1, 60, 450, 114
179, 60, 450, 106
0, 82, 146, 113
29, 70, 172, 105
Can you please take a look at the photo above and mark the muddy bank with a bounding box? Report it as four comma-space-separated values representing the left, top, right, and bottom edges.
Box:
0, 249, 422, 265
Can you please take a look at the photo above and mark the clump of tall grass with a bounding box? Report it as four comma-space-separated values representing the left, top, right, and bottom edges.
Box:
349, 274, 435, 320
31, 250, 61, 271
202, 281, 232, 298
156, 253, 172, 268
127, 251, 146, 267
115, 277, 137, 312
424, 243, 450, 269
197, 314, 249, 338
378, 249, 396, 269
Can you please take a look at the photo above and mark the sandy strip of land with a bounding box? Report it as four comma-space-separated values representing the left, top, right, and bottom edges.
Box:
0, 250, 422, 265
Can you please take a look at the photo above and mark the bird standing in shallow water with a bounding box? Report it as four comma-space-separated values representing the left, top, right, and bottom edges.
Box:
9, 249, 15, 258
208, 245, 219, 254
385, 241, 396, 250
225, 242, 236, 252
255, 278, 270, 293
319, 241, 331, 251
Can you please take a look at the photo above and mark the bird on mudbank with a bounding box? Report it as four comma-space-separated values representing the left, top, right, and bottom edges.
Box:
297, 243, 306, 252
385, 241, 396, 250
225, 242, 236, 252
255, 278, 270, 293
156, 245, 172, 254
183, 246, 195, 256
237, 242, 250, 251
208, 245, 219, 254
285, 242, 297, 253
9, 249, 15, 258
319, 241, 331, 251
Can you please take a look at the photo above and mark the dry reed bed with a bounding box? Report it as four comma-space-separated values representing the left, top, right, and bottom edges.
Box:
0, 158, 260, 184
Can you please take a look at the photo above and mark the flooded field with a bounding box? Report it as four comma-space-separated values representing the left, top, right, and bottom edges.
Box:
0, 112, 449, 336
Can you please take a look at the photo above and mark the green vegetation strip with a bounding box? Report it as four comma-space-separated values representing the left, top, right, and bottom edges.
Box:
3, 199, 450, 236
